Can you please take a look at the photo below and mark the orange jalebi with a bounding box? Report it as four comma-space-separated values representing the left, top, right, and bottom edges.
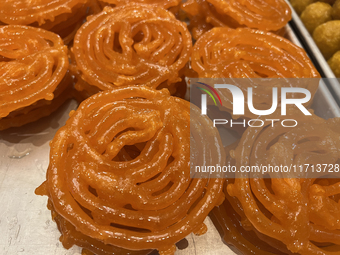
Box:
212, 115, 340, 255
49, 198, 153, 255
207, 0, 291, 30
0, 25, 71, 130
192, 27, 319, 78
181, 0, 291, 39
36, 86, 225, 255
0, 0, 90, 44
71, 4, 192, 97
191, 27, 320, 118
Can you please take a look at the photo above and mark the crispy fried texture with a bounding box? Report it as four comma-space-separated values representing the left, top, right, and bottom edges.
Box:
71, 4, 192, 97
0, 25, 71, 130
191, 27, 320, 118
213, 115, 340, 255
0, 0, 90, 44
181, 0, 291, 39
36, 86, 225, 255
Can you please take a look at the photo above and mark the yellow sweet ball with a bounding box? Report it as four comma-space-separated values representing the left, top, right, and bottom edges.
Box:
301, 2, 333, 33
332, 0, 340, 20
290, 0, 316, 15
313, 20, 340, 60
328, 51, 340, 77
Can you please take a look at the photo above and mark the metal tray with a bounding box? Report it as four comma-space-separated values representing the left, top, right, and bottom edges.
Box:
0, 25, 339, 255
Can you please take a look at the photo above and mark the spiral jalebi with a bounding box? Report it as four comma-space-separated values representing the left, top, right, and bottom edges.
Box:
181, 0, 291, 39
211, 115, 340, 255
0, 0, 90, 44
191, 27, 320, 118
192, 27, 319, 79
72, 4, 192, 96
36, 86, 225, 255
0, 25, 70, 130
210, 142, 293, 255
207, 0, 291, 31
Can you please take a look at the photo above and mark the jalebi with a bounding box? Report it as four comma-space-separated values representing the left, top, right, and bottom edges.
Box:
181, 0, 291, 39
71, 4, 192, 97
36, 86, 225, 255
212, 114, 340, 255
0, 25, 71, 130
191, 27, 320, 118
0, 0, 90, 44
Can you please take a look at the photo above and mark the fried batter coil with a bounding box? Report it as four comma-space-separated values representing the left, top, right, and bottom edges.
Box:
0, 25, 69, 129
46, 200, 153, 255
217, 115, 340, 254
181, 0, 291, 39
191, 27, 320, 118
72, 4, 192, 94
192, 27, 319, 78
0, 0, 89, 44
0, 0, 87, 26
0, 72, 73, 131
39, 2, 90, 45
206, 0, 291, 31
36, 86, 225, 255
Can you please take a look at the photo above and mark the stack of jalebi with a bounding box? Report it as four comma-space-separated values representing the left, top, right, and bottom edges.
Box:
191, 27, 320, 118
181, 0, 291, 39
0, 25, 71, 130
0, 0, 91, 44
36, 86, 225, 255
71, 4, 192, 98
211, 114, 340, 255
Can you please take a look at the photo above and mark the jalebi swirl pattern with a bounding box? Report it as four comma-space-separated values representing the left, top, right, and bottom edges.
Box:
192, 27, 319, 78
72, 4, 192, 96
36, 86, 225, 255
0, 0, 90, 44
191, 27, 320, 118
181, 0, 291, 39
0, 25, 70, 130
211, 115, 340, 255
206, 0, 291, 31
